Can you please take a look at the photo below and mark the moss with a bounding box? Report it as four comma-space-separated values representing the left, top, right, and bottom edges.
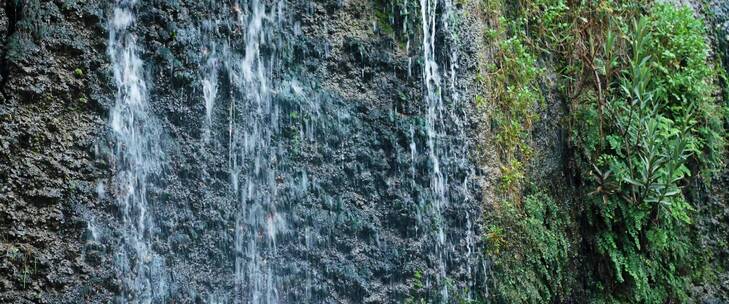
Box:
372, 0, 419, 43
479, 1, 727, 302
486, 192, 575, 303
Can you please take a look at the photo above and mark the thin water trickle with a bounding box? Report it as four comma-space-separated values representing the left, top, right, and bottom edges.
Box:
419, 0, 450, 300
443, 0, 459, 99
225, 1, 287, 303
108, 1, 168, 302
202, 43, 219, 143
85, 219, 100, 243
410, 126, 418, 180
96, 181, 106, 200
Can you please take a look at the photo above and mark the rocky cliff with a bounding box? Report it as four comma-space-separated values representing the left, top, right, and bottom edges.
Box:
0, 0, 728, 303
1, 0, 485, 303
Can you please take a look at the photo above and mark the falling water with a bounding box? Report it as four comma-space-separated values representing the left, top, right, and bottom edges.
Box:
419, 0, 447, 299
201, 40, 219, 143
108, 1, 169, 303
442, 0, 459, 99
419, 0, 470, 301
96, 0, 482, 302
226, 1, 287, 303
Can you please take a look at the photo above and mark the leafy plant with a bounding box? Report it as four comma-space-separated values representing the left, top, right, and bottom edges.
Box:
479, 1, 726, 303
484, 24, 543, 199
572, 5, 725, 303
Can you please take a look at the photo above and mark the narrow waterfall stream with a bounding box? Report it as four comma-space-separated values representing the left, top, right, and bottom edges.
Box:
418, 0, 476, 301
419, 0, 448, 299
227, 1, 286, 302
108, 1, 169, 302
101, 0, 484, 303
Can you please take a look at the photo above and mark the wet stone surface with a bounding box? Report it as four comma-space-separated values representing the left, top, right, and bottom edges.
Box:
1, 1, 486, 303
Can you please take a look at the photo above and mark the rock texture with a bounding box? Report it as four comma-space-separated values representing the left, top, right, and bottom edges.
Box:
1, 0, 485, 303
0, 0, 727, 303
693, 1, 729, 302
0, 1, 113, 303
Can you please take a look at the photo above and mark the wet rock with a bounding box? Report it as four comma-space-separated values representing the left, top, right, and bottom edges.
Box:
11, 0, 699, 302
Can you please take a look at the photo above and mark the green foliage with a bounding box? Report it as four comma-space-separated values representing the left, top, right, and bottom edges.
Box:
479, 2, 574, 302
74, 68, 84, 78
3, 244, 38, 290
647, 4, 725, 178
571, 4, 725, 303
492, 37, 542, 157
404, 270, 427, 304
486, 193, 574, 303
480, 1, 543, 196
478, 0, 726, 303
405, 270, 485, 304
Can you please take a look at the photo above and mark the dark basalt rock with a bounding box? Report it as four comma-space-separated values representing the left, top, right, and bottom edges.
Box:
693, 2, 729, 302
713, 0, 729, 66
1, 0, 485, 303
1, 0, 726, 303
0, 0, 113, 303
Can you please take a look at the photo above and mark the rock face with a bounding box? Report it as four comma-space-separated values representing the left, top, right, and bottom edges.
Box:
1, 0, 728, 303
0, 1, 113, 303
694, 2, 729, 302
713, 0, 729, 66
1, 1, 485, 303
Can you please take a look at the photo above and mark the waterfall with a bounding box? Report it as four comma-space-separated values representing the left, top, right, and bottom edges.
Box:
108, 1, 169, 303
97, 0, 482, 302
419, 0, 449, 300
418, 0, 480, 301
226, 1, 286, 303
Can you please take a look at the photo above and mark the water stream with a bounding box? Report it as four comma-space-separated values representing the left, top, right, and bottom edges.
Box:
227, 1, 287, 302
108, 1, 169, 302
103, 0, 482, 302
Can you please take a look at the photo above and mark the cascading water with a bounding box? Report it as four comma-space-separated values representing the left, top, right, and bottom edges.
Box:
96, 0, 483, 302
108, 1, 169, 302
419, 0, 449, 300
226, 1, 286, 303
417, 0, 481, 301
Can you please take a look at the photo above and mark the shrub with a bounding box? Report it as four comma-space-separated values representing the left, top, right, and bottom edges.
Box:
480, 1, 726, 303
573, 5, 725, 303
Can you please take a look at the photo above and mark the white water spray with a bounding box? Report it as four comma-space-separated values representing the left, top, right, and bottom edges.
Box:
108, 1, 169, 302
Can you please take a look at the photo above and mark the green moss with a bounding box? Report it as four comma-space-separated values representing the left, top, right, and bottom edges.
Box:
479, 1, 726, 303
487, 192, 575, 303
375, 8, 396, 37
74, 68, 84, 78
372, 0, 419, 43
